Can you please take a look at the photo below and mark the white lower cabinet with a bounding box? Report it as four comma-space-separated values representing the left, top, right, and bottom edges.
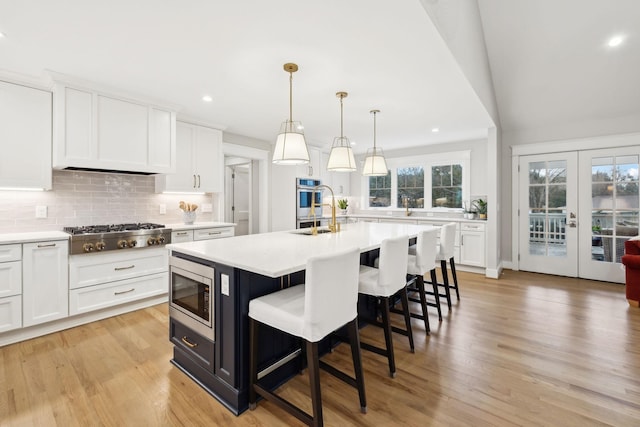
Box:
171, 230, 194, 243
0, 295, 22, 333
171, 226, 235, 243
70, 272, 167, 315
459, 223, 486, 267
68, 247, 168, 315
22, 240, 69, 327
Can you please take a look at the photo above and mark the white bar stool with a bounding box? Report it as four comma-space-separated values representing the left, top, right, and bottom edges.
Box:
436, 222, 460, 309
358, 235, 413, 378
406, 228, 441, 333
248, 247, 366, 427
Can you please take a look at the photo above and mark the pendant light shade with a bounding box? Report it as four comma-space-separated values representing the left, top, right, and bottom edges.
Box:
327, 92, 356, 172
273, 63, 310, 165
362, 110, 388, 176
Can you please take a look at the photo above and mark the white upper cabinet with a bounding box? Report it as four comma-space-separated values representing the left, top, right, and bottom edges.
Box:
156, 121, 223, 193
52, 78, 176, 174
296, 146, 322, 179
0, 80, 52, 190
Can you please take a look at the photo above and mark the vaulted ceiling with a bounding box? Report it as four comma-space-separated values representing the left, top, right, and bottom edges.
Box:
1, 1, 638, 152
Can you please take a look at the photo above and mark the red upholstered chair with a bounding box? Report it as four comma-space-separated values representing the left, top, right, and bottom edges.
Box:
621, 238, 640, 307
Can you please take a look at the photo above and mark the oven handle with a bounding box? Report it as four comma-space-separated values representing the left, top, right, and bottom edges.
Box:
181, 336, 198, 348
115, 265, 135, 271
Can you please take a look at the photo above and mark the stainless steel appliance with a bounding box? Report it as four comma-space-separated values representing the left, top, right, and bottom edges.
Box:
169, 256, 215, 339
296, 178, 323, 224
63, 223, 171, 254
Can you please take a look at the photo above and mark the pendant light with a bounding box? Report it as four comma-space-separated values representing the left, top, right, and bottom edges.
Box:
327, 91, 357, 172
362, 109, 388, 176
272, 63, 310, 165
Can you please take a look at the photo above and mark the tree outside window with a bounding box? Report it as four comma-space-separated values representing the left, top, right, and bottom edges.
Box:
397, 167, 424, 208
369, 170, 391, 207
431, 164, 462, 208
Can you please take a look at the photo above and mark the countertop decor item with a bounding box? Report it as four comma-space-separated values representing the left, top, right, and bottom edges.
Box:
473, 198, 487, 220
338, 198, 349, 215
179, 201, 198, 224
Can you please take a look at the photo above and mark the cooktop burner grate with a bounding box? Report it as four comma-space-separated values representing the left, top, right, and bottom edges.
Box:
63, 223, 166, 235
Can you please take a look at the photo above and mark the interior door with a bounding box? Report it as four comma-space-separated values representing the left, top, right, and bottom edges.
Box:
578, 148, 640, 283
518, 152, 578, 277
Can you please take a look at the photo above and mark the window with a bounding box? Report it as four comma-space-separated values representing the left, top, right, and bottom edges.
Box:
431, 164, 462, 208
368, 170, 391, 207
397, 167, 424, 208
363, 150, 470, 211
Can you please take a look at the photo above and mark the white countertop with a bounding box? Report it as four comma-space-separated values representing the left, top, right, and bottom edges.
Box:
168, 222, 435, 278
165, 222, 236, 231
346, 213, 483, 223
0, 231, 70, 245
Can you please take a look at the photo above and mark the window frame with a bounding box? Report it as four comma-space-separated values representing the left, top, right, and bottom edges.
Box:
362, 150, 471, 212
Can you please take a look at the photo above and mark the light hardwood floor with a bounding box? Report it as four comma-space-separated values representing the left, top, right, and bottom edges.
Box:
1, 270, 639, 426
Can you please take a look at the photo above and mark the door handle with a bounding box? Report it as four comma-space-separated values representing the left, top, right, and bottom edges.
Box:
568, 212, 577, 228
193, 174, 197, 188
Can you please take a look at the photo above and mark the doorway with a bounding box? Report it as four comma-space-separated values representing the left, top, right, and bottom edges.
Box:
516, 146, 640, 283
225, 158, 252, 236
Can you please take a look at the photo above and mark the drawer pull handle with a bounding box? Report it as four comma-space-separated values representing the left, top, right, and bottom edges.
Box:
181, 336, 198, 348
177, 232, 189, 236
207, 232, 222, 235
114, 288, 135, 295
37, 243, 56, 248
115, 265, 135, 271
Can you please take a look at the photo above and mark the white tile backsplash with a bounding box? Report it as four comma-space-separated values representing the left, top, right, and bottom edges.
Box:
0, 170, 219, 233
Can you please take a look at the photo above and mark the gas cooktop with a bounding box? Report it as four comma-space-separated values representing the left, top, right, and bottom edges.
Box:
63, 223, 172, 254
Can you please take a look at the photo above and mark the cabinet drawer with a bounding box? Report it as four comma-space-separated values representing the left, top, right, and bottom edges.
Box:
0, 260, 22, 298
70, 248, 168, 289
69, 272, 168, 315
193, 227, 234, 241
461, 222, 486, 232
170, 317, 215, 372
0, 244, 21, 263
172, 230, 194, 243
0, 295, 22, 333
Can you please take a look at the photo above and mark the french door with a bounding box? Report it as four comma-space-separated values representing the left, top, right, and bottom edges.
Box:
518, 147, 640, 283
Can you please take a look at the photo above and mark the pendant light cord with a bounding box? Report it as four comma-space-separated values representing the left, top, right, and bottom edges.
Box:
340, 96, 344, 138
372, 110, 377, 150
289, 71, 293, 123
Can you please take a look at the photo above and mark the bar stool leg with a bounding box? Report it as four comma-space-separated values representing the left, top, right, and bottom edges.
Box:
346, 318, 367, 413
430, 269, 442, 321
441, 260, 453, 309
380, 297, 396, 377
450, 257, 460, 300
400, 287, 415, 353
306, 341, 323, 427
249, 318, 258, 410
416, 275, 430, 334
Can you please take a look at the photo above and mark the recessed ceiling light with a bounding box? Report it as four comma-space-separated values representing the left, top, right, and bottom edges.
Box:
0, 32, 6, 38
608, 35, 624, 47
202, 95, 213, 102
431, 127, 440, 133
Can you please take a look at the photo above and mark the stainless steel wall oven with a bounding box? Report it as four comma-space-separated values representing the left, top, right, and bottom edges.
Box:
296, 178, 323, 221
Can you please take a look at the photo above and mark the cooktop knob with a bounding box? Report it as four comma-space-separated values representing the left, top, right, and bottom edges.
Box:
95, 242, 106, 251
157, 236, 166, 244
147, 237, 157, 246
127, 239, 138, 248
82, 243, 95, 253
117, 240, 128, 249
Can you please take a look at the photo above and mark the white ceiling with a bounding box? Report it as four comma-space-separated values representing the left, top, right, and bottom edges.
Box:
1, 1, 637, 154
0, 0, 493, 154
478, 0, 640, 134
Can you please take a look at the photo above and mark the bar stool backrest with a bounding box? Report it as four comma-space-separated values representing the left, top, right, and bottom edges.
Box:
376, 235, 410, 295
304, 247, 361, 342
438, 222, 457, 260
413, 228, 438, 274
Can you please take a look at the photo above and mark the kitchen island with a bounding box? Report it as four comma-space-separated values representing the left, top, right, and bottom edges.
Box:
167, 222, 434, 414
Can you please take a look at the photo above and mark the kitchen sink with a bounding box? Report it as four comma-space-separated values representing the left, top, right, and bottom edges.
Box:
292, 228, 333, 235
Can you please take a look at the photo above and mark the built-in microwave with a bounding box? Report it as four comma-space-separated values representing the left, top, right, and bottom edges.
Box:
296, 178, 323, 219
169, 256, 215, 340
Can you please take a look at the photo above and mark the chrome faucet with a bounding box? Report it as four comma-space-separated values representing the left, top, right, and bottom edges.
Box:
310, 184, 340, 235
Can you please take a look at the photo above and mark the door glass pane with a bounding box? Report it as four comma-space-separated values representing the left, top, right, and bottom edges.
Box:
528, 160, 567, 257
591, 156, 639, 263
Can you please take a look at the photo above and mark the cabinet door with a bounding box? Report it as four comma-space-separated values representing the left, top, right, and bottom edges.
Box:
160, 122, 196, 192
0, 260, 21, 298
195, 126, 223, 193
172, 230, 194, 243
97, 95, 149, 168
59, 87, 94, 162
460, 231, 485, 267
0, 80, 52, 189
22, 240, 69, 327
0, 295, 22, 333
149, 108, 175, 172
